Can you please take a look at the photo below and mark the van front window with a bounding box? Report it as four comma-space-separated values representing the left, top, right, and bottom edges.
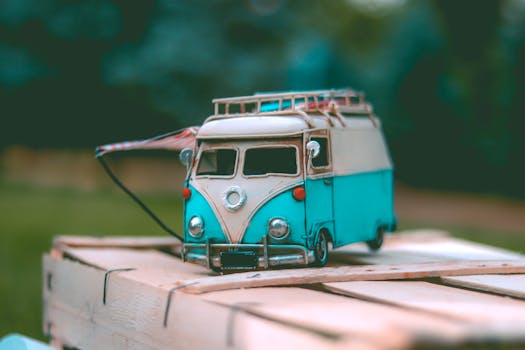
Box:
244, 147, 297, 176
197, 149, 237, 176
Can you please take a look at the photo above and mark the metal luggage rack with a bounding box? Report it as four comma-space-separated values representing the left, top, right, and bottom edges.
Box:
206, 89, 377, 127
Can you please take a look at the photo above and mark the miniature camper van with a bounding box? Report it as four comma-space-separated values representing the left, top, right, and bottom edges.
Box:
180, 89, 396, 270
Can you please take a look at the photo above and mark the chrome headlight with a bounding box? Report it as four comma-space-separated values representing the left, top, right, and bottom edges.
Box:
188, 216, 204, 238
268, 218, 289, 239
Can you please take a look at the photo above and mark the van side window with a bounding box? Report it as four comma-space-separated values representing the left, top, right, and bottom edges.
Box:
311, 137, 329, 168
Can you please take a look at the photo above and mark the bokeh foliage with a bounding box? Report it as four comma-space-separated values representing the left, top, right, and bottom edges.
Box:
1, 0, 525, 196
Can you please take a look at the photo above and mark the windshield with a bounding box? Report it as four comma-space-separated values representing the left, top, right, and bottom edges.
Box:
196, 148, 237, 176
243, 147, 297, 176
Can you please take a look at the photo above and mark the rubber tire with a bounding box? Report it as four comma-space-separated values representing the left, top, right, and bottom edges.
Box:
210, 266, 222, 274
313, 231, 329, 267
366, 226, 385, 251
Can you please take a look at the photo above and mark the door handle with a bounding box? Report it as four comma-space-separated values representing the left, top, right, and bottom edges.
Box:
323, 178, 332, 185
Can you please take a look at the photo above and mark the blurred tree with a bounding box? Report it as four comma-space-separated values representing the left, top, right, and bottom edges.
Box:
0, 0, 523, 197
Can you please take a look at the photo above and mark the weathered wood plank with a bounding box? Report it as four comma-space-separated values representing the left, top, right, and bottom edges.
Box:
43, 232, 525, 349
330, 229, 523, 265
323, 280, 525, 341
55, 230, 523, 266
44, 255, 360, 350
442, 274, 525, 299
61, 247, 213, 283
181, 259, 525, 294
201, 287, 469, 348
53, 235, 180, 249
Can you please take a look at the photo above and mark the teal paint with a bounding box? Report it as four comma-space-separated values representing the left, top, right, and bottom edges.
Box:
331, 169, 395, 247
0, 334, 55, 350
184, 170, 395, 251
183, 185, 226, 243
242, 185, 306, 244
260, 100, 292, 112
304, 176, 334, 247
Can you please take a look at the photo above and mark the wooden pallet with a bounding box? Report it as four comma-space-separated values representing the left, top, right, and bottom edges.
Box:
43, 230, 525, 350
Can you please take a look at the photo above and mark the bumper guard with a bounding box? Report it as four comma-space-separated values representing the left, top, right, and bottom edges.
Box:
182, 237, 315, 270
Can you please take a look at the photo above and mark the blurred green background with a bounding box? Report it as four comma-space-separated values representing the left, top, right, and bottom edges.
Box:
0, 0, 524, 341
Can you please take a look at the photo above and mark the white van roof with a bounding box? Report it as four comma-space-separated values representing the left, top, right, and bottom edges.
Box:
197, 115, 378, 139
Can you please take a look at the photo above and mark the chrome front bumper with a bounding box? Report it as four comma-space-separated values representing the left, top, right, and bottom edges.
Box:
182, 238, 316, 270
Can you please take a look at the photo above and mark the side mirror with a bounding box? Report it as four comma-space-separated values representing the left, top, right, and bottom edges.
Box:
179, 148, 194, 171
306, 140, 320, 159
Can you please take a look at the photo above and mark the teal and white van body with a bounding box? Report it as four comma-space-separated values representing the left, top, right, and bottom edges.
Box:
181, 90, 396, 270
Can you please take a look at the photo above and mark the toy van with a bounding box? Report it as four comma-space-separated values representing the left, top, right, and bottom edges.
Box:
180, 89, 396, 271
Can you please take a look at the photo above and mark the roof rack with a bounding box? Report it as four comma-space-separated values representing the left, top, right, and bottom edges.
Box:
206, 89, 376, 127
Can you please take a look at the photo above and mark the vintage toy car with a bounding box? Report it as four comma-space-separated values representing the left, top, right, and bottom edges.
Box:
179, 89, 396, 271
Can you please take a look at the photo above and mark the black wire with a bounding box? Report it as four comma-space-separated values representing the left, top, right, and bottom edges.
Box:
97, 155, 183, 241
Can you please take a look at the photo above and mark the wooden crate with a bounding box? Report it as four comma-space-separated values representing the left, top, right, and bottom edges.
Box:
43, 230, 525, 350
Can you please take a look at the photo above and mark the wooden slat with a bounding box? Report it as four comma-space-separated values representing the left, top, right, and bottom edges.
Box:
201, 287, 469, 348
61, 247, 213, 285
181, 259, 525, 294
442, 274, 525, 299
330, 230, 523, 265
323, 280, 525, 340
43, 248, 474, 349
43, 233, 525, 349
43, 255, 230, 349
53, 235, 180, 249
44, 255, 357, 350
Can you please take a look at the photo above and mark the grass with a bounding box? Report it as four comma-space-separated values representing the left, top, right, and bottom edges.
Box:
0, 182, 524, 340
0, 182, 183, 339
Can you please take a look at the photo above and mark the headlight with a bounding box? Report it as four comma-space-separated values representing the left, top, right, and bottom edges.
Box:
188, 216, 204, 238
268, 218, 289, 239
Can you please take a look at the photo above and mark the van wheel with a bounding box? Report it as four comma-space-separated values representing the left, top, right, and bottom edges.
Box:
210, 266, 222, 274
313, 231, 329, 267
366, 226, 385, 251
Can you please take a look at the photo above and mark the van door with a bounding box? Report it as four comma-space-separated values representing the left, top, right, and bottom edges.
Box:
304, 131, 335, 247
